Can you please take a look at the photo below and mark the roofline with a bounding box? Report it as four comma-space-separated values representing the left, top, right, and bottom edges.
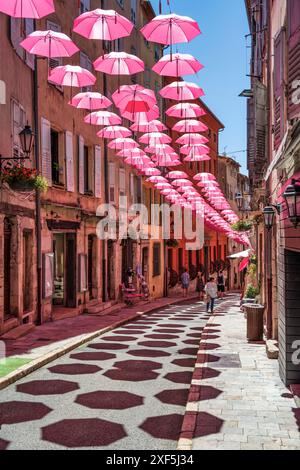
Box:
218, 154, 241, 168
141, 0, 156, 20
198, 98, 225, 130
244, 0, 251, 27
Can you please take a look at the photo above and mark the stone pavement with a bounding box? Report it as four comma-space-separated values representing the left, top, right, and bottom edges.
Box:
178, 294, 300, 451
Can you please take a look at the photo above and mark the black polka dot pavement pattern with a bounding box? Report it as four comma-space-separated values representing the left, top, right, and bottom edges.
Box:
0, 299, 226, 450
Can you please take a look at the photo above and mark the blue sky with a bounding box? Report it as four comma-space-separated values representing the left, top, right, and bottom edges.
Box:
151, 0, 250, 174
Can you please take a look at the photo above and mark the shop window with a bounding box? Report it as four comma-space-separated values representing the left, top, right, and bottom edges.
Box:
153, 243, 161, 277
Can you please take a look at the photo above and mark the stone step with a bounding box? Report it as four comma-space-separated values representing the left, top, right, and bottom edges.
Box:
52, 307, 80, 321
2, 323, 36, 340
86, 302, 113, 315
89, 304, 122, 317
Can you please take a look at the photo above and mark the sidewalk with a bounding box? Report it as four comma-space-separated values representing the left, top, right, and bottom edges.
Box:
178, 294, 300, 451
0, 293, 197, 390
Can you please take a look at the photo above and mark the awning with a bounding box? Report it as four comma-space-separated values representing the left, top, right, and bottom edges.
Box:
227, 249, 252, 259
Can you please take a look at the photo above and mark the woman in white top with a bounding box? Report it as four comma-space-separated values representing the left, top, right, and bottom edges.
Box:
205, 277, 218, 313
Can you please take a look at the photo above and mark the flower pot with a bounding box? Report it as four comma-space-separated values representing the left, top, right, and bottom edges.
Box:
9, 180, 34, 192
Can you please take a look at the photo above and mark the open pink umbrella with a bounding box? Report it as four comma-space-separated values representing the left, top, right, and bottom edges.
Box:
172, 179, 193, 187
121, 105, 159, 123
70, 92, 112, 114
146, 176, 167, 184
139, 132, 172, 145
143, 168, 162, 177
94, 52, 144, 85
166, 171, 188, 179
117, 148, 146, 158
184, 154, 211, 162
176, 133, 209, 145
21, 30, 78, 60
194, 172, 216, 182
113, 84, 157, 110
49, 65, 96, 96
0, 0, 55, 18
84, 111, 121, 126
97, 126, 132, 139
172, 119, 208, 133
73, 9, 134, 41
131, 120, 167, 133
153, 53, 203, 77
180, 143, 210, 155
160, 81, 204, 101
145, 144, 175, 154
108, 138, 138, 151
167, 103, 206, 119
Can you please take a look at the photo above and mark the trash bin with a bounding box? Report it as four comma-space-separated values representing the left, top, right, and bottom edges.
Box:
244, 304, 265, 341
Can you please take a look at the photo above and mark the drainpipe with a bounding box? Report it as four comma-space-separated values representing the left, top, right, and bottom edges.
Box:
33, 55, 42, 325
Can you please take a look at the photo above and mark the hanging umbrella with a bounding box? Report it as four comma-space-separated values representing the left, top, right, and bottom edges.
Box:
121, 105, 160, 123
108, 138, 139, 151
145, 144, 175, 154
140, 13, 201, 57
166, 171, 188, 179
84, 111, 121, 126
180, 143, 210, 155
21, 30, 78, 60
113, 84, 157, 111
117, 148, 146, 158
172, 119, 208, 133
73, 8, 134, 41
0, 0, 55, 18
97, 126, 132, 139
183, 154, 211, 162
49, 65, 96, 97
70, 92, 112, 110
94, 52, 144, 90
146, 176, 167, 184
172, 179, 193, 187
153, 53, 203, 77
139, 132, 172, 145
193, 172, 216, 182
167, 103, 206, 119
160, 81, 204, 101
176, 133, 209, 145
131, 119, 167, 133
143, 168, 162, 177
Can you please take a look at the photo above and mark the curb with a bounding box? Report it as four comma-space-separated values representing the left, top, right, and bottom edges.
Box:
177, 299, 234, 451
0, 295, 198, 391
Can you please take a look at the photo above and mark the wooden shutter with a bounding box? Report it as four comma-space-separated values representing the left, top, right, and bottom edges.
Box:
78, 135, 85, 194
274, 29, 286, 149
65, 131, 74, 192
10, 18, 24, 59
80, 52, 93, 92
25, 19, 35, 70
288, 0, 300, 119
41, 117, 52, 186
109, 162, 116, 203
119, 168, 126, 196
94, 145, 102, 198
153, 243, 161, 277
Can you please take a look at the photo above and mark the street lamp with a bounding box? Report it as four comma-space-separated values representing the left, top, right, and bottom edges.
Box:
283, 179, 300, 228
263, 204, 281, 231
235, 192, 243, 211
19, 124, 34, 157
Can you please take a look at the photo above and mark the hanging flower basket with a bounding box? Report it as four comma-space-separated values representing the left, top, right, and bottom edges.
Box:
0, 166, 48, 193
231, 220, 253, 232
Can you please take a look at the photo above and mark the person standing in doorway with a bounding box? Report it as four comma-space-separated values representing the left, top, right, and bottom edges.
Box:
205, 277, 218, 313
217, 270, 225, 300
181, 268, 190, 297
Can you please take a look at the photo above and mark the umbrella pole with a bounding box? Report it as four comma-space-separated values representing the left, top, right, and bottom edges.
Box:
48, 35, 52, 79
70, 73, 73, 101
90, 98, 92, 125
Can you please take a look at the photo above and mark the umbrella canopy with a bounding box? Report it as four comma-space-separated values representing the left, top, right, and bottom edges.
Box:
180, 143, 210, 155
49, 65, 96, 88
172, 119, 208, 133
143, 168, 162, 176
117, 148, 146, 158
145, 144, 175, 154
113, 84, 157, 109
160, 81, 204, 101
70, 92, 112, 110
131, 119, 167, 133
97, 126, 132, 139
84, 111, 121, 126
167, 103, 206, 119
73, 8, 134, 41
94, 51, 144, 75
176, 133, 209, 145
21, 30, 79, 58
0, 0, 55, 18
139, 132, 172, 145
121, 105, 159, 123
146, 176, 167, 183
166, 171, 188, 179
194, 172, 216, 182
153, 53, 203, 77
108, 138, 138, 150
140, 14, 201, 45
184, 154, 211, 162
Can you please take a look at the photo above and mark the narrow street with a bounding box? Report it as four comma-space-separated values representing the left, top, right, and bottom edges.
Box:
0, 299, 213, 450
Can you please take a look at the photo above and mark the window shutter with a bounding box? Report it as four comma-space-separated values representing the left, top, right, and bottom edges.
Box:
109, 162, 116, 203
119, 168, 126, 195
80, 52, 93, 92
274, 29, 285, 149
288, 0, 300, 119
10, 18, 24, 59
25, 19, 35, 70
94, 145, 102, 198
41, 117, 52, 186
78, 135, 85, 194
65, 131, 74, 192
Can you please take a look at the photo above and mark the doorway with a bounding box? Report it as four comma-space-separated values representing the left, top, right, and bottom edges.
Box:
122, 239, 134, 284
53, 233, 76, 308
23, 230, 32, 313
88, 235, 95, 300
142, 247, 149, 282
107, 240, 115, 300
4, 218, 12, 319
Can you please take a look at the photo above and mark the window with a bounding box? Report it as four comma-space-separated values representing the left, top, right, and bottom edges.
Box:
51, 129, 60, 185
80, 52, 93, 92
47, 21, 63, 91
153, 243, 161, 277
10, 18, 35, 69
80, 0, 90, 14
11, 99, 25, 158
119, 168, 126, 208
116, 0, 124, 8
154, 45, 161, 62
83, 146, 93, 194
131, 0, 137, 25
109, 162, 116, 203
178, 248, 183, 271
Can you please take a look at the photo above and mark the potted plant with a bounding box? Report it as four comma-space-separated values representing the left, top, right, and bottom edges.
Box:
1, 165, 48, 193
231, 219, 253, 232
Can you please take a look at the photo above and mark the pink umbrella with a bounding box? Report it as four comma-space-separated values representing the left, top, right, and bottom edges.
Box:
0, 0, 55, 18
131, 120, 167, 133
49, 65, 96, 96
84, 111, 121, 126
124, 156, 152, 166
176, 133, 209, 145
184, 154, 211, 162
21, 30, 78, 59
194, 172, 216, 182
160, 81, 204, 101
70, 92, 112, 110
166, 171, 188, 179
167, 103, 206, 119
97, 126, 132, 139
154, 156, 181, 167
143, 168, 162, 177
113, 84, 157, 110
153, 53, 203, 77
145, 144, 175, 154
172, 179, 193, 187
121, 105, 159, 123
141, 14, 201, 57
94, 51, 144, 75
172, 119, 208, 133
73, 8, 134, 41
108, 138, 138, 150
146, 176, 167, 183
117, 148, 146, 158
180, 144, 210, 155
139, 132, 172, 145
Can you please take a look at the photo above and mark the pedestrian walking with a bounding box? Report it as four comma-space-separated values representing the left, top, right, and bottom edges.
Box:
205, 277, 218, 313
217, 270, 225, 299
196, 272, 205, 300
181, 268, 190, 297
